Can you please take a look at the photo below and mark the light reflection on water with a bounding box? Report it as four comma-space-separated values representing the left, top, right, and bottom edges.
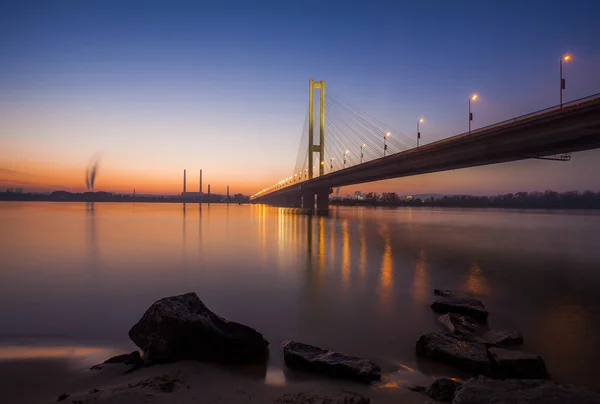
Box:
1, 202, 600, 391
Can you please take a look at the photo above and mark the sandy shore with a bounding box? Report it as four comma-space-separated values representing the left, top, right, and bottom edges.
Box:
31, 360, 430, 404
0, 347, 434, 404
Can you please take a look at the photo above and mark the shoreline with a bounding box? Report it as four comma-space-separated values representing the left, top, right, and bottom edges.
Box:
0, 343, 431, 404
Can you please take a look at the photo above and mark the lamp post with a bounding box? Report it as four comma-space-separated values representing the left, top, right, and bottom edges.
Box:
560, 54, 571, 109
417, 118, 424, 147
360, 143, 366, 164
343, 150, 349, 168
469, 94, 478, 134
330, 157, 335, 172
384, 132, 390, 156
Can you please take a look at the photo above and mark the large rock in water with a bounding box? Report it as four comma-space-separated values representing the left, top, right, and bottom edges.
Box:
437, 313, 479, 335
453, 376, 600, 404
431, 297, 489, 322
416, 332, 490, 374
128, 293, 268, 363
281, 340, 381, 383
488, 347, 547, 379
474, 329, 523, 347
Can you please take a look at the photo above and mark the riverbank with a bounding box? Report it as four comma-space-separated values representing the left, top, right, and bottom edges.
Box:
1, 350, 430, 404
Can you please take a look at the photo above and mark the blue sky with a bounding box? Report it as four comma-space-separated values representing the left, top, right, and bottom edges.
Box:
1, 0, 599, 194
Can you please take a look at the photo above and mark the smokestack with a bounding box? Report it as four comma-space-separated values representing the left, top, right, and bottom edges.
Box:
199, 169, 203, 194
227, 185, 230, 200
183, 169, 187, 193
208, 184, 211, 196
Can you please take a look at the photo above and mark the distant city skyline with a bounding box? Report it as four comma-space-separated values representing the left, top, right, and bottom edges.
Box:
2, 1, 600, 195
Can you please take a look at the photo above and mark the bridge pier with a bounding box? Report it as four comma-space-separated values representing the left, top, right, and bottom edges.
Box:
316, 188, 329, 215
302, 190, 315, 210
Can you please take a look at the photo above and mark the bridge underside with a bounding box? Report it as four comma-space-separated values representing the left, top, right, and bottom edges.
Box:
252, 99, 600, 212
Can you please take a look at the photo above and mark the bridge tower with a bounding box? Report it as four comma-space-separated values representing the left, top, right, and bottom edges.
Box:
308, 79, 325, 179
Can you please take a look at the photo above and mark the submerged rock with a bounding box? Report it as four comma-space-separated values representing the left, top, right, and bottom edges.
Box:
453, 376, 600, 404
437, 313, 479, 336
128, 292, 268, 363
474, 329, 523, 347
431, 297, 488, 322
416, 332, 490, 374
282, 340, 381, 383
426, 378, 462, 402
488, 347, 547, 379
434, 289, 452, 297
104, 351, 142, 364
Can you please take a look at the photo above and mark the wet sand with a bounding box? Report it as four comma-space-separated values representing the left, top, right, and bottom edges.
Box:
1, 354, 430, 404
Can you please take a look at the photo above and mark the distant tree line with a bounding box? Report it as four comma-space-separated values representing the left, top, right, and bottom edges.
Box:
330, 190, 600, 209
0, 191, 250, 204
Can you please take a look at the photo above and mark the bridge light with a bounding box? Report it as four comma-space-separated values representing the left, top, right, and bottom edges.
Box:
417, 118, 425, 147
469, 94, 478, 134
560, 53, 572, 109
386, 131, 391, 137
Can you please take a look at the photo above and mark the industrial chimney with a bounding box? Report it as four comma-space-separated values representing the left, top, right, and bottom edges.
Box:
208, 184, 211, 196
183, 169, 187, 193
199, 169, 203, 194
227, 185, 230, 200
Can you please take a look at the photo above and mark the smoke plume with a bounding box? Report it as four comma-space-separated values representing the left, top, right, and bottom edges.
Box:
85, 155, 101, 191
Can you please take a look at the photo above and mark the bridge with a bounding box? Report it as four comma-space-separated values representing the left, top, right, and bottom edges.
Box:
251, 79, 600, 213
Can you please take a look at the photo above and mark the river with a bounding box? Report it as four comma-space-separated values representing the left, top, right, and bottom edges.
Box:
1, 201, 600, 397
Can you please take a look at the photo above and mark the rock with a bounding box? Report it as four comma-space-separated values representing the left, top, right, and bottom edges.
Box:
474, 329, 523, 347
406, 385, 427, 393
488, 347, 547, 379
103, 351, 142, 364
57, 393, 68, 401
434, 289, 452, 297
437, 313, 479, 335
128, 292, 268, 363
275, 391, 371, 404
453, 376, 600, 404
431, 298, 488, 322
416, 332, 490, 374
281, 340, 381, 383
426, 378, 462, 402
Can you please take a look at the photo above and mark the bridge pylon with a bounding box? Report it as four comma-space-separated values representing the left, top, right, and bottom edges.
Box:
308, 78, 325, 179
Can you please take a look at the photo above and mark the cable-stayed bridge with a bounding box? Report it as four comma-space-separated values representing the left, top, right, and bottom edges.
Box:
251, 79, 600, 213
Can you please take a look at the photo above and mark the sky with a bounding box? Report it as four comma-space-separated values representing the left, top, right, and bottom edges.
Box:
1, 0, 600, 196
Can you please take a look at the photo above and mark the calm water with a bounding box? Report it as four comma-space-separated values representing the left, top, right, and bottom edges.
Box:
1, 202, 600, 391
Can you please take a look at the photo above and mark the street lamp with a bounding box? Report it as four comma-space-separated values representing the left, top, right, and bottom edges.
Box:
384, 132, 390, 156
330, 157, 335, 172
560, 53, 571, 109
469, 94, 478, 134
343, 150, 349, 168
360, 143, 366, 164
417, 118, 424, 147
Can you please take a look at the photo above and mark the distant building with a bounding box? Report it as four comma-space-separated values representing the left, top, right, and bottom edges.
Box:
181, 191, 204, 199
354, 191, 364, 200
14, 188, 23, 193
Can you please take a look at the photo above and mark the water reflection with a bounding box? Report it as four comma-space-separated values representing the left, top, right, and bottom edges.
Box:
85, 202, 98, 265
341, 219, 350, 288
412, 248, 430, 304
465, 262, 490, 295
359, 222, 367, 279
379, 223, 393, 306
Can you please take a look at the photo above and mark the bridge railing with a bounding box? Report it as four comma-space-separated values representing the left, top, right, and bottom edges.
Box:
438, 92, 600, 145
